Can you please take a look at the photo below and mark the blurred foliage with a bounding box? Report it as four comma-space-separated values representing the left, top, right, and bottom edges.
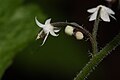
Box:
0, 0, 89, 80
0, 0, 47, 78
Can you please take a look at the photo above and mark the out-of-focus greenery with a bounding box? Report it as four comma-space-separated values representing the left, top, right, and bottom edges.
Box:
0, 0, 89, 80
0, 0, 47, 78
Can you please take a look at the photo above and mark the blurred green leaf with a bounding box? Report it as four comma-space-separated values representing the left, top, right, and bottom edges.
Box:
0, 0, 89, 80
0, 0, 46, 78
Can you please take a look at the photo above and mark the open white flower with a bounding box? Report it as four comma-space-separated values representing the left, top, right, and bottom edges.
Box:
87, 5, 115, 22
35, 17, 60, 46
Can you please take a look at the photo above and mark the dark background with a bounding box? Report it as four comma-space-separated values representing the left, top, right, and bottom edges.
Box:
2, 0, 120, 80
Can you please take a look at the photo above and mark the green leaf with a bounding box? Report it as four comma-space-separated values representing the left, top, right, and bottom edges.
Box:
0, 0, 47, 78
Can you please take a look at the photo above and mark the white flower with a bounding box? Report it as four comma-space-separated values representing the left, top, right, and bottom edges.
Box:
65, 25, 74, 36
87, 5, 115, 22
35, 17, 60, 46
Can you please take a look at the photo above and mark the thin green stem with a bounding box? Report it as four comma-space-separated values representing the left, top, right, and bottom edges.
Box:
74, 32, 120, 80
92, 7, 101, 54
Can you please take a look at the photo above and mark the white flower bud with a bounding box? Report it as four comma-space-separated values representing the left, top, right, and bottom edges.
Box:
75, 31, 84, 40
65, 25, 74, 36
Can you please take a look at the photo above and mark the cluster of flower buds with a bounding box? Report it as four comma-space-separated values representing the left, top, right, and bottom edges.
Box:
65, 25, 84, 40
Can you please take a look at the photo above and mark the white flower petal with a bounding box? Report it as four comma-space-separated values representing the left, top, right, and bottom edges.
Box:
109, 14, 116, 20
100, 8, 110, 22
35, 17, 44, 28
87, 5, 115, 22
53, 27, 60, 32
87, 7, 97, 13
36, 30, 44, 40
105, 7, 115, 15
54, 29, 60, 32
89, 11, 97, 21
45, 18, 51, 25
35, 17, 60, 46
50, 30, 59, 36
41, 33, 49, 46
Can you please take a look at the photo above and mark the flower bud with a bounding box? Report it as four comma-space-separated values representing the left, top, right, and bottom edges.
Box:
75, 31, 84, 40
65, 25, 74, 36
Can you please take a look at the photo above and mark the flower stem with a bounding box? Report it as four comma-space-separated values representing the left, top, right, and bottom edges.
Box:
92, 7, 101, 54
51, 22, 95, 54
74, 32, 120, 80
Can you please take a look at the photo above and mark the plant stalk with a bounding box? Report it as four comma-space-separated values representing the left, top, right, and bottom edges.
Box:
92, 7, 101, 54
74, 32, 120, 80
51, 22, 95, 54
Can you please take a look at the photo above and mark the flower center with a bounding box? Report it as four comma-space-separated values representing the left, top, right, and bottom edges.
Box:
44, 24, 53, 33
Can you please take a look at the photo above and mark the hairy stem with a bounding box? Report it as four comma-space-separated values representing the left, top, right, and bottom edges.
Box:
74, 32, 120, 80
92, 7, 101, 54
51, 22, 95, 54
